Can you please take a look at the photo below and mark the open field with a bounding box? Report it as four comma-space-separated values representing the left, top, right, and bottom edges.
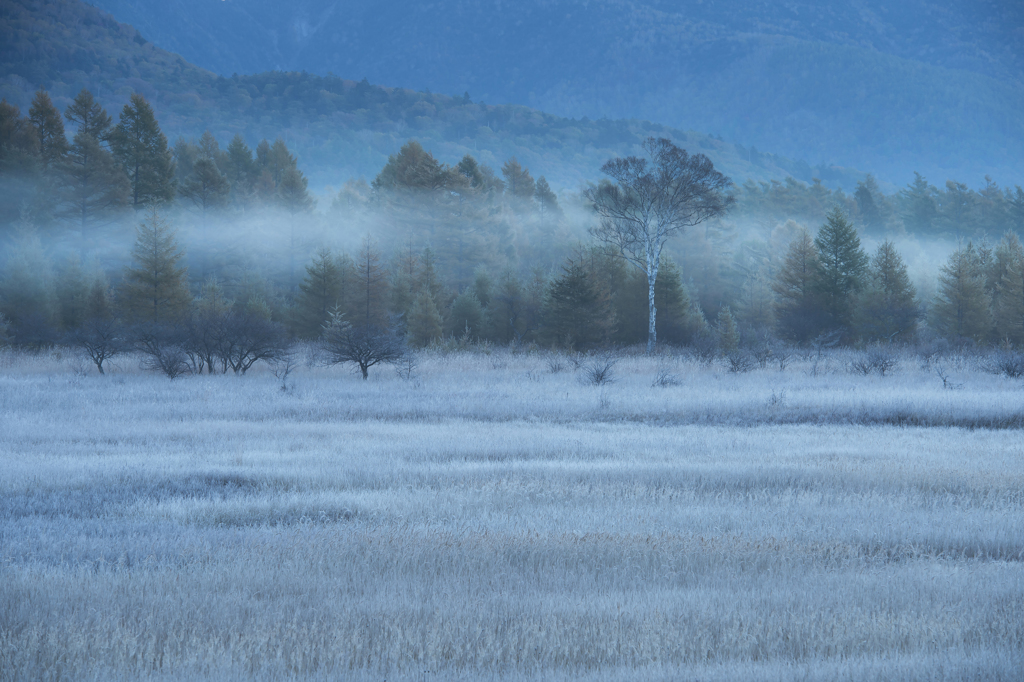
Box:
2, 348, 1023, 680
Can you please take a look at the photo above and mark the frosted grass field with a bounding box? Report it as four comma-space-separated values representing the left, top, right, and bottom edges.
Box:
1, 347, 1023, 681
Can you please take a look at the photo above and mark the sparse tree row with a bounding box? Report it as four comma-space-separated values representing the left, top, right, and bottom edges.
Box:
3, 89, 1024, 378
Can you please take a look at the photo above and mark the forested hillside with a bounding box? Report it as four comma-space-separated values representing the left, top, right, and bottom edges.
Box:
0, 0, 852, 194
82, 0, 1024, 185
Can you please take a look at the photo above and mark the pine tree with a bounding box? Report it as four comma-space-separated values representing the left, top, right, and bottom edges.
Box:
295, 248, 343, 338
64, 90, 113, 141
899, 173, 939, 234
120, 209, 190, 324
28, 90, 68, 175
993, 232, 1024, 346
932, 242, 992, 343
773, 228, 823, 343
858, 241, 918, 342
110, 94, 175, 208
814, 207, 868, 334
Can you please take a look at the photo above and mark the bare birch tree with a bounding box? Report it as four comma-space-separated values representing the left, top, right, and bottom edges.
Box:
586, 138, 732, 351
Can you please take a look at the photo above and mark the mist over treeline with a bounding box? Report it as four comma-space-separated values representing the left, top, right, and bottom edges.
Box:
3, 88, 1024, 362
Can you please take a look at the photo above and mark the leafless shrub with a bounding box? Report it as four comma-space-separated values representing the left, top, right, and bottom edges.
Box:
689, 329, 719, 365
988, 351, 1024, 379
773, 343, 793, 372
765, 388, 787, 409
394, 354, 419, 381
547, 355, 566, 373
583, 357, 617, 385
651, 367, 680, 387
269, 353, 297, 392
142, 345, 191, 379
850, 346, 900, 377
934, 365, 962, 390
726, 351, 756, 373
567, 352, 585, 371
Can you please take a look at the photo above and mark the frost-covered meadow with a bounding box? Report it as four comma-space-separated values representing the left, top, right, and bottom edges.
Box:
2, 347, 1023, 681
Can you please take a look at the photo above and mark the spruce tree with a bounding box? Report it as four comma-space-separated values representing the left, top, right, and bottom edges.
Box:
814, 207, 868, 334
773, 228, 823, 343
110, 94, 175, 208
501, 157, 535, 202
534, 176, 561, 217
858, 241, 918, 343
120, 209, 190, 324
542, 255, 611, 349
353, 237, 390, 328
932, 242, 992, 343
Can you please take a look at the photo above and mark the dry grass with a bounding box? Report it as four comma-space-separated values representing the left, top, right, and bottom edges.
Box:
1, 347, 1022, 680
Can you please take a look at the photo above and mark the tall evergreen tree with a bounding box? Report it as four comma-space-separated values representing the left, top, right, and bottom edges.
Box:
60, 93, 129, 251
993, 233, 1024, 346
773, 228, 822, 343
858, 241, 918, 342
223, 134, 256, 206
932, 242, 992, 343
814, 207, 868, 335
446, 288, 484, 339
28, 90, 68, 175
534, 176, 561, 217
120, 209, 190, 324
110, 94, 175, 208
295, 248, 343, 338
542, 253, 612, 349
408, 291, 443, 346
899, 172, 939, 234
352, 237, 390, 328
501, 156, 535, 202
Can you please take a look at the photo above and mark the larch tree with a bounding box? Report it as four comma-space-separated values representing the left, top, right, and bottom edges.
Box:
60, 90, 129, 253
586, 137, 732, 352
993, 232, 1024, 346
932, 242, 992, 343
120, 209, 190, 325
858, 241, 919, 343
773, 228, 822, 343
110, 94, 175, 208
28, 90, 68, 176
295, 248, 343, 338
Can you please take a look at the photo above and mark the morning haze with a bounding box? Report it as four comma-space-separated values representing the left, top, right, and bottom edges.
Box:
1, 1, 1023, 680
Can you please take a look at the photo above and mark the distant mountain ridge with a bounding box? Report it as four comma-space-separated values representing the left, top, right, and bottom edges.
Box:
80, 0, 1024, 185
1, 0, 871, 194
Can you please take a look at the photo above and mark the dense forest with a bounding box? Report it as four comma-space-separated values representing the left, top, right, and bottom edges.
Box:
3, 87, 1024, 374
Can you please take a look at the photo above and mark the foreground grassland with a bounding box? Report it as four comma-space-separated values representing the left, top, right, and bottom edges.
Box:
1, 349, 1023, 681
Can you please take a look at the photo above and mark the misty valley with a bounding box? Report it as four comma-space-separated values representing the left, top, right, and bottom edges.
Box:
2, 1, 1024, 680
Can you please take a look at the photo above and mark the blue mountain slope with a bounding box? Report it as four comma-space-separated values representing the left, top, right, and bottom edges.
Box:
86, 0, 1024, 185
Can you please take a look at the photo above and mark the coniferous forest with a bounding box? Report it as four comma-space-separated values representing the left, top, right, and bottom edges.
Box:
3, 87, 1024, 375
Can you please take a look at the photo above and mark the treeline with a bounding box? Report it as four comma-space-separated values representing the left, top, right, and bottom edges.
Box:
735, 174, 1024, 241
4, 88, 1024, 369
